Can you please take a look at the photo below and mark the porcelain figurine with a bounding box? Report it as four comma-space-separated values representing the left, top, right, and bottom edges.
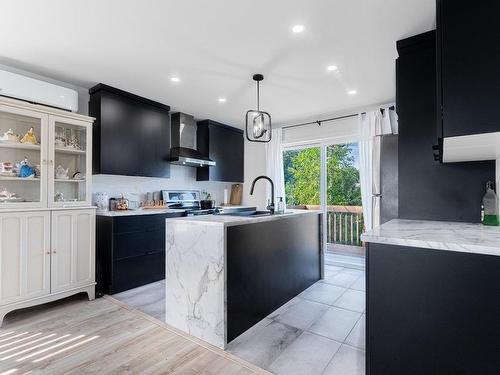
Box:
55, 165, 69, 179
20, 127, 38, 145
54, 191, 64, 202
0, 129, 19, 142
18, 158, 35, 178
0, 187, 20, 201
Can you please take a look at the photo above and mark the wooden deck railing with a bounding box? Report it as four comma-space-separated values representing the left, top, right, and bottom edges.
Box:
326, 208, 364, 247
288, 205, 364, 247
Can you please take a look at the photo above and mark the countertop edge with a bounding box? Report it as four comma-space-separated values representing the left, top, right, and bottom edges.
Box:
361, 219, 500, 257
166, 210, 322, 227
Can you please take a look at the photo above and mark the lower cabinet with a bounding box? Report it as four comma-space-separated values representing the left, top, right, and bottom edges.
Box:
96, 212, 184, 296
51, 210, 95, 293
367, 242, 500, 374
0, 208, 96, 325
0, 211, 51, 306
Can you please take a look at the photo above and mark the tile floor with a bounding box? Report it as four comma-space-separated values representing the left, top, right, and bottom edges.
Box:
112, 279, 166, 320
227, 265, 366, 375
113, 265, 366, 375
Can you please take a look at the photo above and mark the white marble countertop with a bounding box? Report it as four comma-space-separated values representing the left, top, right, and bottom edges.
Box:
96, 208, 186, 217
96, 205, 256, 217
361, 219, 500, 257
166, 209, 322, 227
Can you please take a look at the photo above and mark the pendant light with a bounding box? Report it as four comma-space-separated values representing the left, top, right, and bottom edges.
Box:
246, 74, 271, 143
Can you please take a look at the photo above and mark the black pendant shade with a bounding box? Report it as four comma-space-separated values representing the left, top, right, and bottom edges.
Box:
246, 74, 271, 143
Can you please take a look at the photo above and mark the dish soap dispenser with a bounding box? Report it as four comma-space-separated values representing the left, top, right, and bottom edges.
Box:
277, 197, 285, 214
482, 181, 499, 226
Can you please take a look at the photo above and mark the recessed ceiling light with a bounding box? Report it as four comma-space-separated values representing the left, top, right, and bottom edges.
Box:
292, 24, 305, 33
327, 65, 338, 72
170, 77, 181, 83
348, 89, 357, 95
218, 97, 227, 103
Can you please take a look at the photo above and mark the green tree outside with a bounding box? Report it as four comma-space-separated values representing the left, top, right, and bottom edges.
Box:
284, 144, 361, 207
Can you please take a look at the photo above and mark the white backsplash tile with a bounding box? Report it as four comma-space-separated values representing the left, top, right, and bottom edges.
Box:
92, 164, 227, 204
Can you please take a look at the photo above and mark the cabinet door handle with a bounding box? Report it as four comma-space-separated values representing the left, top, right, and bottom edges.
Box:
52, 250, 57, 254
49, 160, 54, 166
42, 159, 47, 165
46, 251, 51, 255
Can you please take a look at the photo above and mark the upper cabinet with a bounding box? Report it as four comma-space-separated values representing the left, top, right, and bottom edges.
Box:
48, 115, 92, 207
89, 84, 171, 178
438, 0, 500, 162
196, 120, 244, 183
0, 97, 93, 209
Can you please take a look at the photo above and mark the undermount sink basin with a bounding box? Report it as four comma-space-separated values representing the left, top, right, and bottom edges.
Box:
221, 210, 273, 217
218, 210, 293, 217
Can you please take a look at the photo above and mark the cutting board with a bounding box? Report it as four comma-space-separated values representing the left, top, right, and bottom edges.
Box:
229, 184, 243, 205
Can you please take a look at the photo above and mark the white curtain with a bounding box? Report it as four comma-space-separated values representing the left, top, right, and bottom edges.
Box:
265, 128, 286, 206
358, 108, 398, 231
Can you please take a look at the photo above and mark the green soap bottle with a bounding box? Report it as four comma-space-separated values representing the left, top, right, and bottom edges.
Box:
482, 181, 499, 226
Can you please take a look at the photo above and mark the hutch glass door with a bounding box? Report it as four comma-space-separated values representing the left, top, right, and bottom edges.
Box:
49, 116, 91, 207
0, 105, 47, 208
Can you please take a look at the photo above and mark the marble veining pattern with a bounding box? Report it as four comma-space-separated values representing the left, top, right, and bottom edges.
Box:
361, 219, 500, 256
164, 209, 322, 349
166, 220, 226, 348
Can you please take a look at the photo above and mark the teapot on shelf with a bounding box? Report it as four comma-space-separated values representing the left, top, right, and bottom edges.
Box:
55, 165, 69, 179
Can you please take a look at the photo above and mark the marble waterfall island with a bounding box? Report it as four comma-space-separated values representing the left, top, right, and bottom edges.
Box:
165, 210, 322, 349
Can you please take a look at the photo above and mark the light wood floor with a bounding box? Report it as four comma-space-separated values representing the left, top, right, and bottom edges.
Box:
0, 294, 270, 375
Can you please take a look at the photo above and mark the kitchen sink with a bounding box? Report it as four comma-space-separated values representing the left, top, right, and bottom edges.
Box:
219, 210, 273, 217
218, 210, 293, 217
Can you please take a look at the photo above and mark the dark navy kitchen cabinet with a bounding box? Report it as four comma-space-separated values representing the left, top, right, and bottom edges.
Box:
95, 212, 184, 296
396, 31, 494, 223
89, 84, 171, 177
367, 242, 500, 375
437, 0, 500, 138
196, 120, 244, 183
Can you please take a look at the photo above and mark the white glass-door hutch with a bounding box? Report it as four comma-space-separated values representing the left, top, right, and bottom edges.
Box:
0, 96, 96, 325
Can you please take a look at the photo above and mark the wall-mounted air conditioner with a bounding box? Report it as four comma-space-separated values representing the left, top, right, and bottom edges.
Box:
0, 70, 78, 112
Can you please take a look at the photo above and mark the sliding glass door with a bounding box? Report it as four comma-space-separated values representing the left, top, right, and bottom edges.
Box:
325, 142, 364, 257
283, 145, 321, 209
283, 141, 364, 259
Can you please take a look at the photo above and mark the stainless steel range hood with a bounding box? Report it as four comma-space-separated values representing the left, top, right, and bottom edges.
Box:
170, 112, 216, 167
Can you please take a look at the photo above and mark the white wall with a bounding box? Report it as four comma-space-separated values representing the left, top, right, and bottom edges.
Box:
242, 140, 267, 210
282, 116, 359, 146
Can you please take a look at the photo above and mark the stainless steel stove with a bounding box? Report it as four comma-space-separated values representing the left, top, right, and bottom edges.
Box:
161, 190, 216, 216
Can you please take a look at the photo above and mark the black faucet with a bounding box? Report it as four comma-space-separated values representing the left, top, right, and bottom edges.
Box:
250, 175, 275, 214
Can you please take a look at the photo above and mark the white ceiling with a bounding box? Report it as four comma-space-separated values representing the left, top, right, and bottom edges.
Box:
0, 0, 435, 127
